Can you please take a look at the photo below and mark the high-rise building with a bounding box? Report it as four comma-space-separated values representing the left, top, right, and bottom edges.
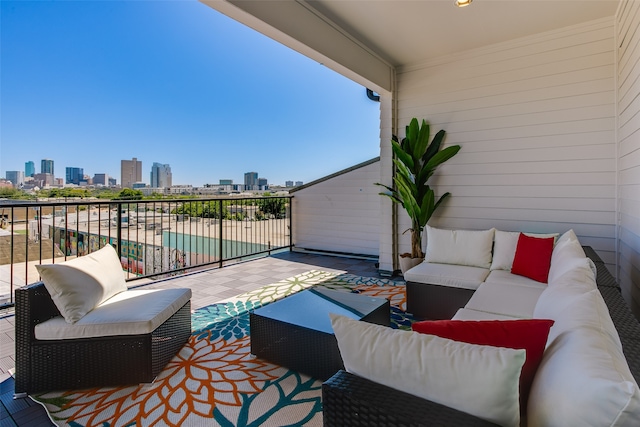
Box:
258, 178, 268, 190
65, 167, 84, 185
150, 163, 172, 188
121, 157, 142, 189
33, 173, 54, 187
295, 181, 304, 187
6, 171, 25, 187
25, 161, 35, 177
244, 172, 258, 190
108, 177, 117, 186
93, 173, 109, 186
41, 159, 54, 176
219, 179, 233, 185
285, 180, 294, 187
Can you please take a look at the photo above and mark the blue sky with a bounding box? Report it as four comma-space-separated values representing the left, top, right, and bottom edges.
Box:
0, 0, 380, 187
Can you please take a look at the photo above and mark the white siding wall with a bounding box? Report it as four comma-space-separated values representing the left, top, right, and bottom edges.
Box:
391, 17, 617, 272
292, 160, 381, 256
617, 0, 640, 317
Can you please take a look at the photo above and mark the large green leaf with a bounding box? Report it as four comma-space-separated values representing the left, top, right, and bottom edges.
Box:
406, 118, 420, 155
423, 129, 446, 163
424, 145, 461, 170
391, 140, 414, 171
413, 120, 431, 166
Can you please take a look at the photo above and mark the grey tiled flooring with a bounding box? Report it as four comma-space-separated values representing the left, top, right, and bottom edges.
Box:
0, 250, 387, 427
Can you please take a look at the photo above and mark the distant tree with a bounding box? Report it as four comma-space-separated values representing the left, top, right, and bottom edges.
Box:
0, 187, 32, 199
114, 188, 143, 200
257, 197, 287, 219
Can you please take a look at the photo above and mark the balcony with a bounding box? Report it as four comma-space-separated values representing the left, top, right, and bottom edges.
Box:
0, 195, 387, 426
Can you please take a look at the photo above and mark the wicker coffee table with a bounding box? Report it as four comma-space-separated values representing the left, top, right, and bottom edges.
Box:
250, 287, 390, 380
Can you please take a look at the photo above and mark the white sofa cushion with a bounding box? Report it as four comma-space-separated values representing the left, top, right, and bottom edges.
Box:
534, 285, 621, 349
35, 245, 129, 323
484, 269, 548, 289
452, 308, 520, 321
330, 313, 524, 427
425, 226, 495, 269
547, 232, 596, 284
404, 262, 490, 290
35, 288, 192, 340
465, 281, 546, 319
490, 230, 559, 271
527, 306, 640, 426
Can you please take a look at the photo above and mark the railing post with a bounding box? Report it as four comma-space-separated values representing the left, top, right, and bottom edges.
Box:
289, 196, 293, 251
218, 199, 223, 268
116, 202, 122, 258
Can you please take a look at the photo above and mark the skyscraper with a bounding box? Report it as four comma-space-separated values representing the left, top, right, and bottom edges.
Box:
25, 161, 35, 177
41, 159, 54, 176
6, 171, 25, 187
66, 167, 84, 185
121, 157, 142, 189
93, 173, 109, 186
244, 172, 258, 190
150, 162, 172, 188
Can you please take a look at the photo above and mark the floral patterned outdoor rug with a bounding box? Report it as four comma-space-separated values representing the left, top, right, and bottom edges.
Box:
33, 270, 413, 427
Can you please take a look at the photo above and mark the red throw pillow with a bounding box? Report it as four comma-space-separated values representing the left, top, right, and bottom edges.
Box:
511, 233, 555, 283
412, 319, 554, 413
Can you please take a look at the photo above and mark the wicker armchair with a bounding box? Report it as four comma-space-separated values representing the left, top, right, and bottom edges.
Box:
14, 282, 191, 395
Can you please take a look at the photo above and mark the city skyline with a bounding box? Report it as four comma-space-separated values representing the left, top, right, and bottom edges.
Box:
2, 157, 302, 187
1, 1, 380, 187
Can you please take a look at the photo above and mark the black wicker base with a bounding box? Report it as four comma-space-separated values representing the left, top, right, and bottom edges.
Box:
15, 282, 192, 395
322, 370, 499, 427
406, 281, 475, 320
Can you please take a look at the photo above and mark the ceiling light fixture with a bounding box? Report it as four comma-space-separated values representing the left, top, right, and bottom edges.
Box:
455, 0, 473, 7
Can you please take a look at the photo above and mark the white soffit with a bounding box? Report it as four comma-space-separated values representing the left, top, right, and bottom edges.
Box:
201, 0, 619, 90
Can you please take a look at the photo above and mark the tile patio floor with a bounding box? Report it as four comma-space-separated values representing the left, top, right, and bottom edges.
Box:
0, 250, 390, 427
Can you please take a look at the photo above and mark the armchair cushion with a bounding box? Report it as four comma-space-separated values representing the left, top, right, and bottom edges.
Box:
35, 245, 128, 323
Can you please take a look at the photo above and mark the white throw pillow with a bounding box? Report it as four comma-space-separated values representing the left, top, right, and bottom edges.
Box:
330, 314, 524, 427
490, 230, 560, 271
425, 226, 495, 269
36, 245, 128, 324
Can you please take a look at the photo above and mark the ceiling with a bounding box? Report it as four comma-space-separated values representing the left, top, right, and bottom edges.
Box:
307, 0, 619, 66
203, 0, 620, 91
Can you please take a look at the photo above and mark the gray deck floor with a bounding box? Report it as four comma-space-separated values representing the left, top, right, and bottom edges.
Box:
0, 250, 386, 427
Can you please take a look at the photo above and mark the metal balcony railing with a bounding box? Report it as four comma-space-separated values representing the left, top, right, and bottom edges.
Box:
0, 196, 293, 307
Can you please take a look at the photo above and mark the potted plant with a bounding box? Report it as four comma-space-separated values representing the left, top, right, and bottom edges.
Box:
376, 118, 460, 273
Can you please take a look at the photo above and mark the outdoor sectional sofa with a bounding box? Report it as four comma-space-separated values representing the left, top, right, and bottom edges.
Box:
323, 228, 640, 427
14, 245, 192, 395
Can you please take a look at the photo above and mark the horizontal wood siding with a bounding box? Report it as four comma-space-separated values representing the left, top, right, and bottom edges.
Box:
617, 0, 640, 317
393, 17, 617, 269
292, 160, 380, 256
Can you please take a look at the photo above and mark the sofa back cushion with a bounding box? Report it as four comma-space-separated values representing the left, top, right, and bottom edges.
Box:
35, 245, 128, 323
425, 226, 495, 269
527, 315, 640, 426
330, 313, 524, 427
547, 231, 596, 284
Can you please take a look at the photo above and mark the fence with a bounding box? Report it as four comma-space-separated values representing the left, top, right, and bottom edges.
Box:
0, 196, 293, 307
